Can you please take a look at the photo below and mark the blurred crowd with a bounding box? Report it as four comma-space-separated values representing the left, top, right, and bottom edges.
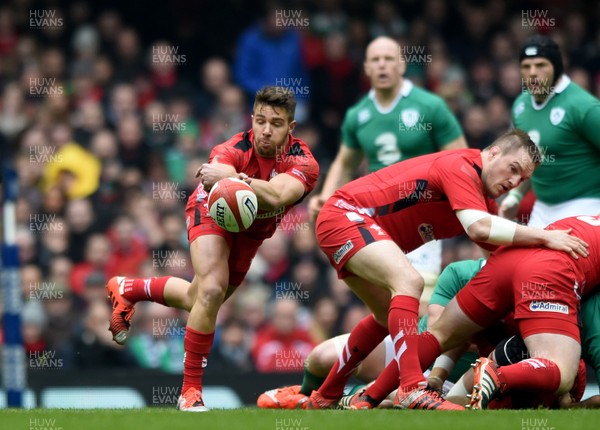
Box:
2, 0, 600, 374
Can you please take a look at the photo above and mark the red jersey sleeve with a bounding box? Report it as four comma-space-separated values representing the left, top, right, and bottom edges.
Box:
209, 143, 242, 171
432, 153, 490, 212
281, 141, 320, 194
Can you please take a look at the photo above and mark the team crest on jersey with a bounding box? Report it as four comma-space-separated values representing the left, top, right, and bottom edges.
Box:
270, 169, 278, 179
358, 109, 371, 124
514, 102, 525, 118
418, 223, 435, 243
401, 109, 419, 128
549, 107, 565, 125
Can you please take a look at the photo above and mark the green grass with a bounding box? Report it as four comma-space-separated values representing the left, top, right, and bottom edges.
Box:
3, 408, 600, 430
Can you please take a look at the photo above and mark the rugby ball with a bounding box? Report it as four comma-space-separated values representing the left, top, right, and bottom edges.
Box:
208, 178, 258, 232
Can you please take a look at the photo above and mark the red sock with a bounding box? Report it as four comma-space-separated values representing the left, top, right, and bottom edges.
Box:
182, 327, 215, 394
121, 276, 169, 305
364, 359, 399, 402
388, 295, 425, 390
364, 328, 443, 401
499, 358, 561, 392
418, 331, 442, 371
318, 315, 388, 399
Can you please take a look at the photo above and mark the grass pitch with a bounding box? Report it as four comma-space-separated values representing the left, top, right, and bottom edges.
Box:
4, 408, 600, 430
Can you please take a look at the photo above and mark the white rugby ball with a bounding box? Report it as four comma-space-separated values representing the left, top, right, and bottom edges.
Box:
208, 178, 258, 232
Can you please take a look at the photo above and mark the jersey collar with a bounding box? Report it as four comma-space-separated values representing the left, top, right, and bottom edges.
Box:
369, 79, 414, 114
530, 74, 571, 111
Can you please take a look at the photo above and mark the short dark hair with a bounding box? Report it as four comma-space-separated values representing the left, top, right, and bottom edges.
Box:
485, 128, 541, 166
253, 86, 296, 122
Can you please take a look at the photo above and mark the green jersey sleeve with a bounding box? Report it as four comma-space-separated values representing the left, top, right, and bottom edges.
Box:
429, 259, 485, 307
579, 104, 600, 152
341, 108, 360, 149
581, 293, 600, 388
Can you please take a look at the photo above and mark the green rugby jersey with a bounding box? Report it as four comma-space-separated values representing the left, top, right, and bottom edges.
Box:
512, 76, 600, 204
417, 259, 485, 383
341, 80, 463, 172
581, 293, 600, 389
418, 258, 486, 332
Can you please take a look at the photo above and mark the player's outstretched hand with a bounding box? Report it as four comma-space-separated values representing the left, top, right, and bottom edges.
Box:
543, 228, 589, 259
308, 195, 325, 222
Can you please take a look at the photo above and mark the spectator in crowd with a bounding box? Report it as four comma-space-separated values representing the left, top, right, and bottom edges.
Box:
195, 56, 232, 120
210, 319, 255, 372
22, 300, 47, 355
69, 233, 113, 296
73, 299, 136, 369
252, 299, 315, 373
65, 198, 99, 263
127, 302, 185, 373
233, 4, 309, 120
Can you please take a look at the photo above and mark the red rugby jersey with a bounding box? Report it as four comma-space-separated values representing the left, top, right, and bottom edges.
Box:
190, 130, 319, 239
546, 215, 600, 296
332, 148, 498, 253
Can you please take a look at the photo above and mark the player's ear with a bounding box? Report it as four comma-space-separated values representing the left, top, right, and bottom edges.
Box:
363, 60, 370, 77
488, 145, 501, 159
288, 120, 296, 134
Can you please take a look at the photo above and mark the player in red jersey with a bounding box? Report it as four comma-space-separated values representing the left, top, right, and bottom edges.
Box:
301, 129, 589, 410
106, 86, 319, 411
362, 215, 600, 411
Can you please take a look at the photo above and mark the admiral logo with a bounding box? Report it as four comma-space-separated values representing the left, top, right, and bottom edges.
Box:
333, 240, 354, 264
529, 301, 568, 315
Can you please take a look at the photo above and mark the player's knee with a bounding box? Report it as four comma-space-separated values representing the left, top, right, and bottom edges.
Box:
195, 281, 227, 314
308, 340, 337, 374
556, 364, 577, 396
403, 269, 424, 294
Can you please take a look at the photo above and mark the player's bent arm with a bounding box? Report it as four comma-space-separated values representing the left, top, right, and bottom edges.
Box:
456, 209, 589, 258
440, 136, 468, 150
196, 156, 239, 190
427, 344, 470, 389
319, 144, 363, 200
247, 173, 306, 211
